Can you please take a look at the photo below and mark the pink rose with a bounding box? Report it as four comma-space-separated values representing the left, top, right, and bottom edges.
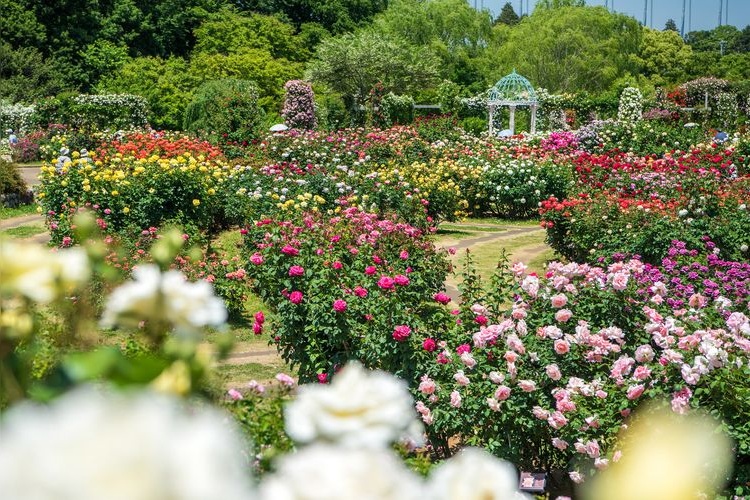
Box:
610, 271, 629, 291
552, 437, 568, 450
494, 385, 511, 401
227, 388, 243, 401
454, 370, 470, 386
399, 250, 409, 260
252, 322, 262, 335
377, 276, 395, 289
422, 338, 437, 352
456, 344, 471, 355
547, 411, 568, 429
555, 309, 573, 323
545, 364, 562, 381
554, 339, 570, 355
289, 290, 303, 304
394, 274, 410, 286
353, 286, 368, 298
254, 311, 265, 324
418, 375, 437, 395
392, 324, 411, 341
275, 373, 295, 387
288, 265, 305, 277
250, 252, 263, 265
518, 380, 537, 392
333, 299, 347, 313
632, 365, 651, 381
634, 344, 655, 363
332, 261, 343, 270
532, 406, 550, 420
550, 293, 568, 308
433, 292, 451, 304
450, 390, 462, 408
317, 373, 329, 384
626, 384, 645, 400
281, 245, 299, 256
365, 265, 377, 275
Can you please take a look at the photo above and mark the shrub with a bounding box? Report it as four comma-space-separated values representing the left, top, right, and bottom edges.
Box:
617, 87, 643, 123
381, 93, 415, 126
183, 79, 265, 145
281, 80, 316, 130
242, 206, 451, 382
0, 159, 27, 198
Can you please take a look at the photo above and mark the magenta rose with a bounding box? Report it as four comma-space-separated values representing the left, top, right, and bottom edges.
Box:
332, 299, 347, 313
289, 265, 305, 277
392, 324, 411, 341
289, 291, 303, 304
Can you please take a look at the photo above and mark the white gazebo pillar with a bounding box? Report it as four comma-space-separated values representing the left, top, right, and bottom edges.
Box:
509, 105, 516, 135
530, 104, 537, 134
488, 104, 495, 135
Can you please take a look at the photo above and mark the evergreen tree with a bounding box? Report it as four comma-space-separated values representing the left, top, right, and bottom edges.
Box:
664, 19, 678, 32
496, 2, 519, 26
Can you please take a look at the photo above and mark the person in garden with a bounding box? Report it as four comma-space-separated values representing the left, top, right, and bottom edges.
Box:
6, 129, 17, 147
56, 147, 71, 172
79, 148, 92, 165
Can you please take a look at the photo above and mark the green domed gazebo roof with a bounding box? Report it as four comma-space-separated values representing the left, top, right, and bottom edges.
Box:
488, 69, 538, 106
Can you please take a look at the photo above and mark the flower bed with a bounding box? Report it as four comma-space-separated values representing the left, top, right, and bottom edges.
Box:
417, 241, 750, 491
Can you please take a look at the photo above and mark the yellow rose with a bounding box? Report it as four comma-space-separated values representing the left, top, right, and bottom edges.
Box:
192, 199, 200, 207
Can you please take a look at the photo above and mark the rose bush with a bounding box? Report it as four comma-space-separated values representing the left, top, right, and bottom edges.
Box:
417, 242, 750, 493
242, 205, 452, 382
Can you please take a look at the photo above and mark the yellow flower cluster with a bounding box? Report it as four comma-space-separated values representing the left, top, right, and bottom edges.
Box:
276, 192, 327, 212
38, 152, 230, 204
373, 159, 481, 220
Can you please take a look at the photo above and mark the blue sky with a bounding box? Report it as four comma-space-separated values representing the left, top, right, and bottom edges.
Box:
478, 1, 750, 33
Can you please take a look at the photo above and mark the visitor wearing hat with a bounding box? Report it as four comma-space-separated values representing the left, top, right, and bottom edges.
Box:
6, 129, 17, 147
56, 147, 71, 172
79, 148, 92, 165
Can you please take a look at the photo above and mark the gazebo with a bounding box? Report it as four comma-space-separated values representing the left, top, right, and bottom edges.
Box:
487, 70, 538, 136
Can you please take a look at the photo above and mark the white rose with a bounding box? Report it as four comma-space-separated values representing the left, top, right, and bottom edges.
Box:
427, 448, 531, 500
285, 362, 416, 448
0, 386, 255, 500
100, 264, 227, 336
259, 445, 422, 500
0, 242, 90, 303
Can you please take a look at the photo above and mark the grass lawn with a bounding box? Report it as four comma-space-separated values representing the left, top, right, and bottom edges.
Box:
0, 223, 46, 239
0, 203, 38, 220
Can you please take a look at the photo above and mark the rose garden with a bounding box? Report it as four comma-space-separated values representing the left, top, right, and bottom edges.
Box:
3, 2, 750, 499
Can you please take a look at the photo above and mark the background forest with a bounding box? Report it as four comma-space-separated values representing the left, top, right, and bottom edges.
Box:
3, 0, 750, 129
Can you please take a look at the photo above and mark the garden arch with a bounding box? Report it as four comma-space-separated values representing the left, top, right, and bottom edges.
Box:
488, 70, 538, 135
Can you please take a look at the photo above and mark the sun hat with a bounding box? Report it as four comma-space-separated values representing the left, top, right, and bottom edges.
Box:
60, 147, 70, 155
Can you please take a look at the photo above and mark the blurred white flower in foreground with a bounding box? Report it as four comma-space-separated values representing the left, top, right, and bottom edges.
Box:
100, 264, 227, 336
284, 361, 416, 448
259, 444, 422, 500
0, 386, 255, 500
583, 403, 732, 500
427, 447, 531, 500
0, 240, 89, 303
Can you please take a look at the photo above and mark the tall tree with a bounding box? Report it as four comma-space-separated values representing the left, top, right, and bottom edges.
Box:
637, 28, 692, 86
496, 2, 520, 26
306, 30, 440, 109
664, 18, 678, 32
487, 5, 641, 93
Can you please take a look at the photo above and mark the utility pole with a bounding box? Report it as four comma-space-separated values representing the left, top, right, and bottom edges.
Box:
726, 0, 729, 26
643, 0, 648, 26
681, 0, 686, 37
650, 0, 653, 28
689, 0, 692, 33
519, 0, 523, 16
718, 0, 723, 27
